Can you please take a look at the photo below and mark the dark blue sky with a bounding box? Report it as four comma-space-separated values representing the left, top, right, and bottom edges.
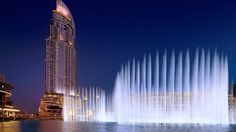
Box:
0, 0, 236, 113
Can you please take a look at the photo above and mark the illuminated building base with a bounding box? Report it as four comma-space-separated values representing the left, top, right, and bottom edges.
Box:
39, 93, 63, 120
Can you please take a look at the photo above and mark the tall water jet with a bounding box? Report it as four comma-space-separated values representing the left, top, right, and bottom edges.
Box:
113, 49, 229, 124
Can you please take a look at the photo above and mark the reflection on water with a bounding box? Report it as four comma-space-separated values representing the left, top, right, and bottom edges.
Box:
0, 121, 20, 132
0, 121, 236, 132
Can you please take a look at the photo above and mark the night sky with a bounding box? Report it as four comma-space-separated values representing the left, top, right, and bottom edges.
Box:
0, 0, 236, 113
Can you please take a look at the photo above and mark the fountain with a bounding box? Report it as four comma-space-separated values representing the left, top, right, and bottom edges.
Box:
113, 49, 229, 124
63, 49, 229, 124
63, 87, 106, 122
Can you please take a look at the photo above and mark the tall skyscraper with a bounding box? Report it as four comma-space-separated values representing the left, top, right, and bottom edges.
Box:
39, 0, 77, 119
45, 0, 77, 95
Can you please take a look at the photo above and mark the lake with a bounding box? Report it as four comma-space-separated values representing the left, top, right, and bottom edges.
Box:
1, 120, 236, 132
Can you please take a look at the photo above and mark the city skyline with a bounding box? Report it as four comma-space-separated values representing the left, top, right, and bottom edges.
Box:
1, 0, 236, 113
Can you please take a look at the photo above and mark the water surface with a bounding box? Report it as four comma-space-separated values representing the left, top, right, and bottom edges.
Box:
1, 121, 236, 132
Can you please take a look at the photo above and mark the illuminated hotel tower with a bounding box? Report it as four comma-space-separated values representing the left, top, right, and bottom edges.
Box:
45, 0, 77, 96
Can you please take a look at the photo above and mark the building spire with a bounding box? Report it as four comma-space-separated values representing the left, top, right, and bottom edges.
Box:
56, 0, 71, 18
57, 0, 62, 8
55, 0, 75, 28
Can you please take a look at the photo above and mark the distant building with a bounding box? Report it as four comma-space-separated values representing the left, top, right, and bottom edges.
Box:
229, 84, 236, 122
232, 84, 236, 98
39, 0, 78, 119
0, 74, 20, 120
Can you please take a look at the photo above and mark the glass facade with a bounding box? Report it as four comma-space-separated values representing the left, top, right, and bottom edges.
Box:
45, 0, 77, 96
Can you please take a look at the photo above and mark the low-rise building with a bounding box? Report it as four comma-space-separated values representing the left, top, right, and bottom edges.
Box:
0, 75, 20, 120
